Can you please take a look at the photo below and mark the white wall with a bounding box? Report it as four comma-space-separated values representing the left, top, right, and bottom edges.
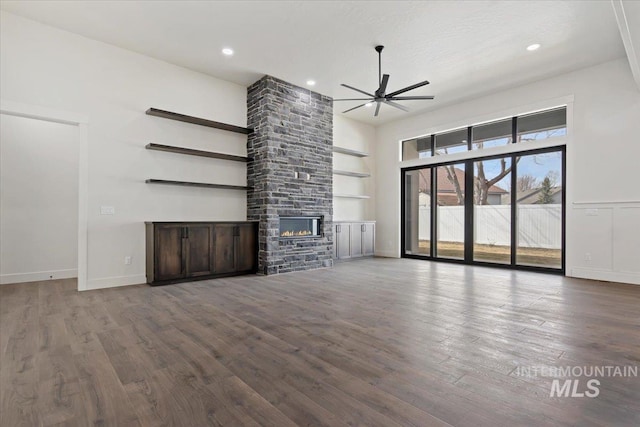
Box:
0, 114, 79, 284
332, 115, 376, 221
375, 58, 640, 285
1, 11, 249, 289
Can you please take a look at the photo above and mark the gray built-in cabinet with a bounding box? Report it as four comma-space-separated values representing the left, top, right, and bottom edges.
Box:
333, 221, 375, 260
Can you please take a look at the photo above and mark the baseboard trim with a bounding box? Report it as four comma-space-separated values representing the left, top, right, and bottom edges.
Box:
569, 267, 640, 286
0, 269, 77, 285
84, 274, 147, 291
375, 251, 399, 258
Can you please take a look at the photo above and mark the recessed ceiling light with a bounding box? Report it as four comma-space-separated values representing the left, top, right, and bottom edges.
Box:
365, 102, 373, 107
222, 48, 234, 56
526, 43, 541, 51
306, 80, 316, 86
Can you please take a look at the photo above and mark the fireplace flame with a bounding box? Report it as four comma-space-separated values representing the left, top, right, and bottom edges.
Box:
281, 230, 313, 237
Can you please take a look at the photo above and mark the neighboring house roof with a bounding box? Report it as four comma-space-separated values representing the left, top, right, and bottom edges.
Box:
418, 167, 508, 195
502, 186, 562, 204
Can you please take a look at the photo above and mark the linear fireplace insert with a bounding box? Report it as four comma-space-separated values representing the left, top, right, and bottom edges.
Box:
279, 216, 321, 238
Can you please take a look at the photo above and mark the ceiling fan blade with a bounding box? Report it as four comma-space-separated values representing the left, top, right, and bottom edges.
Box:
379, 74, 390, 94
388, 96, 435, 100
333, 98, 375, 101
341, 83, 375, 98
383, 100, 409, 112
374, 102, 381, 117
386, 80, 430, 98
342, 102, 370, 114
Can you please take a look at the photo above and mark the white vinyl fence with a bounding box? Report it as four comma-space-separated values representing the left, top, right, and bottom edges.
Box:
418, 204, 562, 249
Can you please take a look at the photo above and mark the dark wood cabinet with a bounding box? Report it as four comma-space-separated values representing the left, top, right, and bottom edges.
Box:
236, 223, 257, 272
146, 221, 257, 285
213, 224, 236, 274
185, 224, 214, 278
154, 224, 185, 281
333, 221, 375, 260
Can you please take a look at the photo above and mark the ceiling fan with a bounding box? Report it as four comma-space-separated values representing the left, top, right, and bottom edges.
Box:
334, 45, 434, 117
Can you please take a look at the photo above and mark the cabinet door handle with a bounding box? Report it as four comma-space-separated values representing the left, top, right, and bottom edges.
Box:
234, 226, 240, 237
336, 225, 340, 233
184, 227, 189, 239
361, 224, 365, 232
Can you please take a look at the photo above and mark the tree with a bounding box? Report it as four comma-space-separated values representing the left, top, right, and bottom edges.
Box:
443, 165, 465, 205
538, 176, 554, 204
442, 159, 515, 206
474, 158, 513, 205
517, 174, 537, 192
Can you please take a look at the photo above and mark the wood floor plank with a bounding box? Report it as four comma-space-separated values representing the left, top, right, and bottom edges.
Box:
37, 345, 85, 426
73, 348, 141, 426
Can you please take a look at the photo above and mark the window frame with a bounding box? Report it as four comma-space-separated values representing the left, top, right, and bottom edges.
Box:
400, 106, 567, 163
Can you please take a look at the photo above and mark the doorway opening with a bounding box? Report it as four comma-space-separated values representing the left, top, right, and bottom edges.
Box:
0, 111, 82, 285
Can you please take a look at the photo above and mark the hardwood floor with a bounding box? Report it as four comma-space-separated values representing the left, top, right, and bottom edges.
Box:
1, 258, 639, 426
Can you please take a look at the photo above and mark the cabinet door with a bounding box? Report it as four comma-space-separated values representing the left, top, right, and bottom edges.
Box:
362, 223, 375, 256
185, 225, 214, 278
155, 224, 185, 281
214, 224, 236, 274
350, 223, 363, 258
235, 223, 257, 272
335, 223, 352, 259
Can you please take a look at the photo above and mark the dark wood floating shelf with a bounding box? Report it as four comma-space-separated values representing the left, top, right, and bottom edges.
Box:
333, 170, 371, 178
146, 179, 250, 190
333, 146, 369, 157
146, 108, 253, 135
146, 143, 248, 162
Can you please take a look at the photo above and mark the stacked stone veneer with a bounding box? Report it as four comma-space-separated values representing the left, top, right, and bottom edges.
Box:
247, 75, 333, 275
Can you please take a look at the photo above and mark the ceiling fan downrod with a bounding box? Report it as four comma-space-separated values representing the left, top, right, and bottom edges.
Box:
376, 45, 384, 87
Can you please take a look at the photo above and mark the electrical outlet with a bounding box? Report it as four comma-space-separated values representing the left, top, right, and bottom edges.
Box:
124, 256, 132, 265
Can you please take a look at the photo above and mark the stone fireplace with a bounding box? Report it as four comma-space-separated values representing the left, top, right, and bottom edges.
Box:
247, 76, 333, 274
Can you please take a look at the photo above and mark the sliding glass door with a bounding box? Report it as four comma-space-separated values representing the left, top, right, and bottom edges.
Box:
515, 151, 563, 269
403, 168, 431, 256
402, 147, 565, 273
473, 158, 512, 264
436, 163, 465, 260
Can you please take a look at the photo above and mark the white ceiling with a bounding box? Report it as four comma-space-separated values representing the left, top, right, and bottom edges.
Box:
0, 1, 629, 125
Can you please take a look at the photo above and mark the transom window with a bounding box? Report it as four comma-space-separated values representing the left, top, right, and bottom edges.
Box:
401, 107, 566, 161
